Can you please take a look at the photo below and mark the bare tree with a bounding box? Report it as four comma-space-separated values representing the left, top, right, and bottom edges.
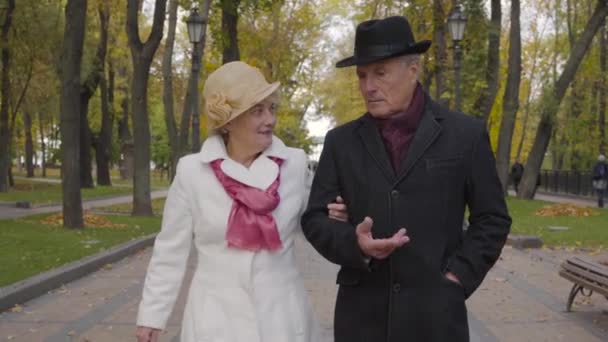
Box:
126, 0, 167, 216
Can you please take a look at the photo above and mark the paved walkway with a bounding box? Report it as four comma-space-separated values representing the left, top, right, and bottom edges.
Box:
0, 190, 607, 341
0, 190, 168, 220
0, 240, 606, 341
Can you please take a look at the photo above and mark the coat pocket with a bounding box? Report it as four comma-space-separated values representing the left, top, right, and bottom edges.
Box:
426, 155, 463, 170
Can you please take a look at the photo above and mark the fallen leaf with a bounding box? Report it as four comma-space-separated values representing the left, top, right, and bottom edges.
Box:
10, 305, 23, 313
67, 330, 76, 336
535, 203, 599, 217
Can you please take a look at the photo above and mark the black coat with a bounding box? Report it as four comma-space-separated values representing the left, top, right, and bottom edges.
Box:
301, 96, 511, 342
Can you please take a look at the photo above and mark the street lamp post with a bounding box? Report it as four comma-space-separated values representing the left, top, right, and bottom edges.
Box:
186, 7, 205, 153
447, 4, 467, 112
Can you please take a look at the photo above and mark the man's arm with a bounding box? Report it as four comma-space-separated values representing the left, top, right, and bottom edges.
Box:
301, 130, 370, 269
445, 125, 512, 298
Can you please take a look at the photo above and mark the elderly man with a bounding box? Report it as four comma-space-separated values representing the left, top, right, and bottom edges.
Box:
302, 16, 511, 342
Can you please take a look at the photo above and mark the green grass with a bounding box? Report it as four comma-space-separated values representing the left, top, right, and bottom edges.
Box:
12, 167, 171, 189
0, 213, 161, 287
0, 179, 133, 206
506, 197, 608, 248
97, 198, 167, 216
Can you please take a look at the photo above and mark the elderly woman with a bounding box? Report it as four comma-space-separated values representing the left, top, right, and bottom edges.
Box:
135, 61, 346, 342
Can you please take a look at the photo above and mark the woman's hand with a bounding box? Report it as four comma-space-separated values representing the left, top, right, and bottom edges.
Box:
328, 195, 349, 222
136, 326, 161, 342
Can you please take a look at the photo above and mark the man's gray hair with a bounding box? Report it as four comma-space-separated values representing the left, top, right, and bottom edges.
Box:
399, 54, 422, 66
398, 54, 422, 80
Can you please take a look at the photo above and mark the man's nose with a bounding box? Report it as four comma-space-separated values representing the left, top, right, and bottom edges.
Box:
362, 78, 377, 94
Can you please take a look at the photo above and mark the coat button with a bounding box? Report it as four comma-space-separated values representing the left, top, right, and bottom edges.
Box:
392, 283, 401, 293
391, 190, 400, 198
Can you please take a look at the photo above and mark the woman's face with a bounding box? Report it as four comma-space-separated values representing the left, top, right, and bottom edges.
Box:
225, 95, 278, 154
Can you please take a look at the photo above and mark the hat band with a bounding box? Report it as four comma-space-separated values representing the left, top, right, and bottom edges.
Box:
355, 43, 412, 57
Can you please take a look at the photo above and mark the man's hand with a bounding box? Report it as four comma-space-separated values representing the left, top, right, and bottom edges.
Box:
328, 196, 348, 222
356, 217, 409, 259
136, 326, 161, 342
444, 271, 461, 285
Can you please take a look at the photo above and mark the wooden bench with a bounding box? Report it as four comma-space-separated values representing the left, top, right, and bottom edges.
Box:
558, 256, 608, 312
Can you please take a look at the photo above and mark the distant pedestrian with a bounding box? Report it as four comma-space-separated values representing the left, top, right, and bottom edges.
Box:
592, 154, 608, 208
510, 160, 524, 193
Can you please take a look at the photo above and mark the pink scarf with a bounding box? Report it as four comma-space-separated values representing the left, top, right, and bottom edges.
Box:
210, 158, 283, 252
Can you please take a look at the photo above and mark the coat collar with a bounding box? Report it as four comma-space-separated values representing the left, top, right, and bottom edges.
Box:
357, 92, 443, 184
198, 134, 290, 190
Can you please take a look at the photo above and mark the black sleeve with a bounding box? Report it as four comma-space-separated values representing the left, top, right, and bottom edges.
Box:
447, 126, 512, 298
300, 130, 369, 270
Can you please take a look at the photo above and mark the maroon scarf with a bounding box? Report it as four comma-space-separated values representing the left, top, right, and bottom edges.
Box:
374, 84, 425, 171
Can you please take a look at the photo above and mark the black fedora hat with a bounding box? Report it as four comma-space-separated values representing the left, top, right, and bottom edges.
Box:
336, 16, 431, 68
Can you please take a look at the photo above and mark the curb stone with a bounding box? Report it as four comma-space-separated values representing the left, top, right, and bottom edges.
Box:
0, 233, 157, 313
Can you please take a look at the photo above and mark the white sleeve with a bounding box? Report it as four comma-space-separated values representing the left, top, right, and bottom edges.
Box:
136, 159, 193, 329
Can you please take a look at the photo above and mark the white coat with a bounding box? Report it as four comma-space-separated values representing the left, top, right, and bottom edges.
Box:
136, 135, 321, 342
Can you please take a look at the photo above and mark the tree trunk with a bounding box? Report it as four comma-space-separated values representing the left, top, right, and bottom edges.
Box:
127, 0, 167, 216
0, 0, 15, 192
516, 25, 544, 161
518, 0, 608, 199
496, 0, 522, 191
96, 68, 113, 186
94, 4, 112, 186
221, 0, 241, 63
79, 97, 94, 188
117, 64, 133, 180
599, 22, 606, 154
79, 3, 109, 188
23, 110, 34, 177
432, 0, 447, 102
60, 0, 87, 228
37, 111, 47, 177
472, 0, 501, 122
163, 0, 179, 179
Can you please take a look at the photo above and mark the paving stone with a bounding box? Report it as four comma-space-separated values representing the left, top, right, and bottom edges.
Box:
507, 235, 544, 249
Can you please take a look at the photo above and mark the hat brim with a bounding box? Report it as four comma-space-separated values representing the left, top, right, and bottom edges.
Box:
216, 81, 281, 128
335, 40, 432, 68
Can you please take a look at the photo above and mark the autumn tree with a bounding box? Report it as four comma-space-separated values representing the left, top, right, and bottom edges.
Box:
126, 0, 167, 216
518, 0, 608, 198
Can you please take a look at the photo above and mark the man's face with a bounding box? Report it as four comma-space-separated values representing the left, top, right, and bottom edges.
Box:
356, 56, 419, 118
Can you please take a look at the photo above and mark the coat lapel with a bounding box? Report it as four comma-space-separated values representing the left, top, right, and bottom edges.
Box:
198, 134, 288, 190
395, 104, 442, 185
357, 114, 395, 182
